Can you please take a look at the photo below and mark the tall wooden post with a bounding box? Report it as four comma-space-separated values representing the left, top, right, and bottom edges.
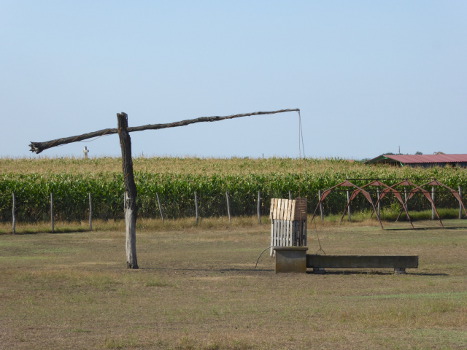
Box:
226, 191, 231, 223
50, 192, 55, 233
88, 193, 93, 231
156, 193, 164, 221
318, 190, 324, 222
459, 186, 463, 219
117, 112, 138, 269
376, 188, 381, 218
194, 191, 199, 224
257, 191, 262, 224
346, 190, 351, 221
12, 193, 16, 234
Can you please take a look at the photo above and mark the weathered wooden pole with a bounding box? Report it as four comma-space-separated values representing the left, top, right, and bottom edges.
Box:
156, 193, 164, 221
12, 193, 16, 234
376, 188, 381, 218
431, 186, 435, 220
225, 191, 231, 223
459, 186, 463, 219
50, 192, 55, 233
346, 190, 351, 221
117, 112, 138, 269
194, 191, 199, 224
318, 190, 324, 222
88, 193, 93, 231
257, 191, 262, 224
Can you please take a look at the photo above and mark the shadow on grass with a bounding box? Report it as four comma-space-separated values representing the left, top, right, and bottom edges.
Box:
141, 267, 274, 273
12, 228, 90, 235
384, 226, 466, 231
140, 267, 448, 276
307, 270, 448, 276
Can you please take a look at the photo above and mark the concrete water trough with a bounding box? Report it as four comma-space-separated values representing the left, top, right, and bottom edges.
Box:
274, 247, 418, 274
306, 254, 419, 274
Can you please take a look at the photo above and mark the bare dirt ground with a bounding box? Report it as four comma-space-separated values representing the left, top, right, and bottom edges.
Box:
0, 220, 466, 349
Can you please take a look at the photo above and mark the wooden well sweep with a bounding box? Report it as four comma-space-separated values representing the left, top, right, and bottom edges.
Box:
270, 198, 307, 256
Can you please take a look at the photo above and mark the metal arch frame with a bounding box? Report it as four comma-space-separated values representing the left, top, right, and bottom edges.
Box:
310, 178, 464, 229
310, 180, 383, 229
421, 179, 467, 218
389, 180, 444, 227
350, 180, 414, 229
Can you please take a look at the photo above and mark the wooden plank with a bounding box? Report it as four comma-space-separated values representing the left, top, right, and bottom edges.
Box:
279, 219, 285, 247
290, 200, 296, 222
270, 198, 276, 219
294, 197, 307, 220
280, 199, 286, 220
270, 219, 275, 256
274, 198, 279, 220
288, 199, 293, 221
277, 199, 282, 221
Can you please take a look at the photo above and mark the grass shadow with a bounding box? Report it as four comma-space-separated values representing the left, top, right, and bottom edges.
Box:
11, 228, 90, 235
384, 226, 465, 231
307, 269, 449, 276
141, 267, 274, 273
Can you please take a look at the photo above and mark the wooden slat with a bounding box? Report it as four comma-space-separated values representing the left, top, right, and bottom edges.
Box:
290, 200, 296, 221
270, 219, 275, 256
293, 197, 307, 220
270, 198, 275, 219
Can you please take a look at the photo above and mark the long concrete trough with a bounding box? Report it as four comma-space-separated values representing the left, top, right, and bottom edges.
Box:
307, 254, 419, 274
274, 247, 418, 274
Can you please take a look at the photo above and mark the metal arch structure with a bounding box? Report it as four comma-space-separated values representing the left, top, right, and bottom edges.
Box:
421, 179, 467, 218
310, 178, 464, 229
310, 180, 383, 229
348, 180, 414, 229
390, 180, 444, 227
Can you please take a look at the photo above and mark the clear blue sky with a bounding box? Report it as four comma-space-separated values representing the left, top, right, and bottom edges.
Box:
1, 1, 466, 159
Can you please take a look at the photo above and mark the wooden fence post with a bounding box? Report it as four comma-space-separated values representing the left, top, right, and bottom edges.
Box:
376, 188, 381, 218
50, 192, 54, 233
156, 193, 164, 221
318, 190, 324, 222
194, 191, 199, 224
88, 193, 93, 231
346, 190, 351, 221
257, 191, 261, 224
12, 193, 16, 234
117, 112, 138, 269
225, 191, 231, 223
459, 186, 462, 219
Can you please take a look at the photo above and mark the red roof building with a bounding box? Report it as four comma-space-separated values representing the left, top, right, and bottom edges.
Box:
366, 154, 467, 167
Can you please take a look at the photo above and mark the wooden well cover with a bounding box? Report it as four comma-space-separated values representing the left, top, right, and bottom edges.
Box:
270, 198, 307, 221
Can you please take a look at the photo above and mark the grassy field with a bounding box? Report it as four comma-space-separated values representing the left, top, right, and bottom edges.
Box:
0, 220, 466, 349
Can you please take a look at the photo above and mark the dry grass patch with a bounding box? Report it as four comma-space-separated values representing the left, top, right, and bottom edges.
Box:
0, 220, 466, 349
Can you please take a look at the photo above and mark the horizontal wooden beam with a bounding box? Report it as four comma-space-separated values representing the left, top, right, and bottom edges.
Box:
29, 108, 300, 154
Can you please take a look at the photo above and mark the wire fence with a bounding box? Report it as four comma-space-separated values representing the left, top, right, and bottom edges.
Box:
3, 186, 466, 233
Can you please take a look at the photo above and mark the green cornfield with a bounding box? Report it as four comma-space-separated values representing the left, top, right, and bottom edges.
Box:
1, 157, 466, 222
